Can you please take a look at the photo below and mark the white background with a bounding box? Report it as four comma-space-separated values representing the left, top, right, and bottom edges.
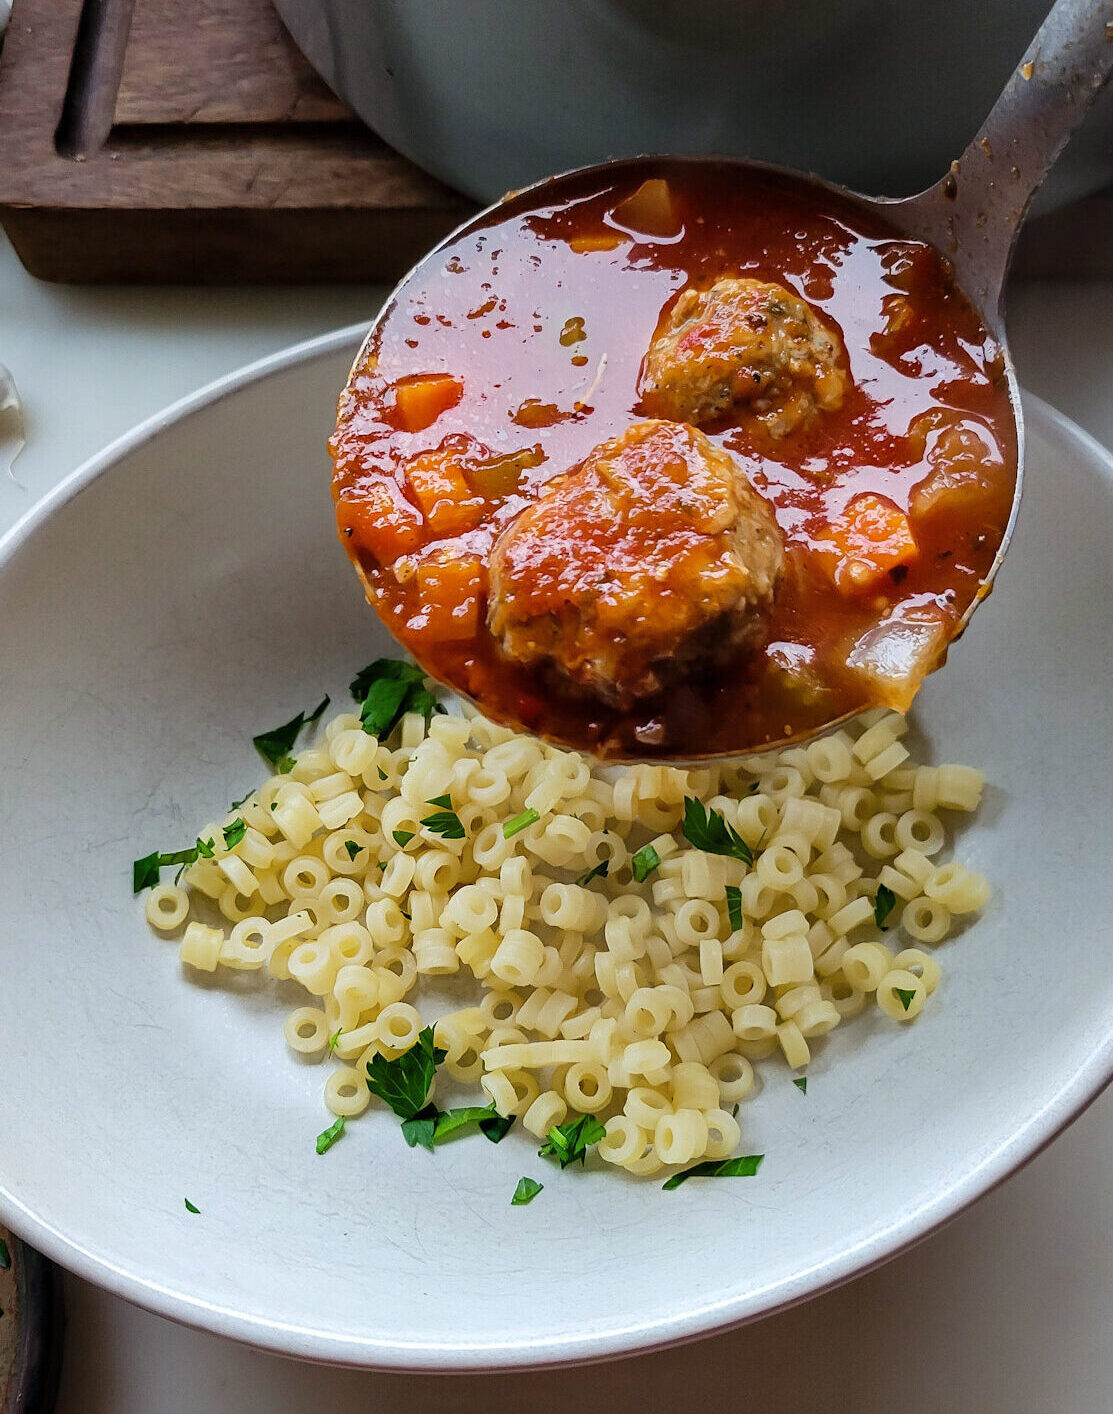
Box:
3, 233, 1113, 1412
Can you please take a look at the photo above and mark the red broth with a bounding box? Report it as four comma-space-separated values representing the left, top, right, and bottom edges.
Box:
330, 159, 1016, 758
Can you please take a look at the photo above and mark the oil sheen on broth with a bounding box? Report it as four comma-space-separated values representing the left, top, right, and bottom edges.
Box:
329, 159, 1016, 758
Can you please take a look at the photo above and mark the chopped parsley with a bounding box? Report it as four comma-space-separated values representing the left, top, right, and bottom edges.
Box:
576, 860, 610, 887
0, 1238, 9, 1270
662, 1154, 764, 1189
793, 1077, 808, 1094
253, 695, 330, 773
895, 986, 917, 1012
512, 1177, 544, 1206
365, 1027, 445, 1121
681, 797, 754, 866
343, 840, 364, 861
377, 766, 389, 781
327, 1027, 343, 1054
401, 1102, 513, 1152
392, 829, 415, 849
631, 844, 661, 883
873, 883, 897, 930
132, 832, 217, 892
503, 808, 540, 839
538, 1114, 606, 1169
229, 790, 254, 810
726, 884, 743, 932
184, 1198, 200, 1214
421, 795, 466, 840
315, 1115, 346, 1154
351, 658, 444, 739
222, 817, 247, 850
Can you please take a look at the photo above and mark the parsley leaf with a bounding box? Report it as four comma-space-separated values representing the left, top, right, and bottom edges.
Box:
350, 657, 424, 702
895, 986, 917, 1011
230, 790, 254, 810
874, 883, 897, 930
576, 860, 610, 887
681, 797, 754, 865
132, 852, 163, 893
316, 1115, 346, 1154
512, 1177, 543, 1206
343, 840, 363, 861
503, 808, 540, 839
222, 817, 247, 850
253, 696, 330, 773
184, 1198, 200, 1214
400, 1104, 440, 1152
793, 1076, 808, 1094
421, 796, 466, 840
538, 1114, 606, 1169
0, 1238, 9, 1270
352, 659, 444, 739
365, 1027, 446, 1120
392, 829, 415, 849
726, 884, 743, 933
479, 1111, 515, 1143
662, 1154, 764, 1189
327, 1027, 343, 1053
632, 844, 661, 883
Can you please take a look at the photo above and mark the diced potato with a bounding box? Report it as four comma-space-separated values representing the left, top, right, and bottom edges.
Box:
405, 450, 484, 537
568, 232, 626, 254
336, 480, 424, 565
816, 493, 919, 595
412, 558, 485, 642
611, 179, 680, 238
846, 602, 950, 711
393, 374, 463, 433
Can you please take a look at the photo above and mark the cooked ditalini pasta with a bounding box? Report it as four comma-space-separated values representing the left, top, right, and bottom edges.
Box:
144, 683, 991, 1178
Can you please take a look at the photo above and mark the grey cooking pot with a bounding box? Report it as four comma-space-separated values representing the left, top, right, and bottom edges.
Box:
273, 0, 1113, 206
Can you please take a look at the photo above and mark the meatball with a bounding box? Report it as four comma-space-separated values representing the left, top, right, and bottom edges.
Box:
640, 277, 846, 436
487, 419, 784, 705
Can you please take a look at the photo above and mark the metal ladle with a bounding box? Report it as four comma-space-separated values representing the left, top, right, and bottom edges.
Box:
347, 0, 1113, 757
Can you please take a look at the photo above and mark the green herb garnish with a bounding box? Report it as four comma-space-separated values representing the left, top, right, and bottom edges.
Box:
184, 1198, 200, 1214
512, 1177, 544, 1206
631, 844, 661, 883
400, 1102, 513, 1151
421, 795, 466, 840
726, 884, 743, 932
365, 1027, 446, 1121
503, 808, 540, 840
392, 829, 415, 849
253, 695, 330, 773
793, 1077, 808, 1094
133, 831, 221, 892
576, 860, 610, 887
351, 658, 444, 739
230, 790, 254, 810
222, 817, 247, 850
343, 840, 363, 861
662, 1154, 764, 1190
874, 883, 897, 930
538, 1114, 606, 1169
400, 1104, 440, 1151
328, 1027, 343, 1053
895, 986, 917, 1012
681, 797, 754, 865
315, 1115, 346, 1154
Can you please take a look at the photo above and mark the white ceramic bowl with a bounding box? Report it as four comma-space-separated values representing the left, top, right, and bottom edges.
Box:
0, 328, 1111, 1368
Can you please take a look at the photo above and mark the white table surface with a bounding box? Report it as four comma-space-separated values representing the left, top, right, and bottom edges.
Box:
4, 233, 1113, 1414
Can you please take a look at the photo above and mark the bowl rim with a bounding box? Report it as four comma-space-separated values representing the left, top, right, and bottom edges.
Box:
0, 325, 1111, 1370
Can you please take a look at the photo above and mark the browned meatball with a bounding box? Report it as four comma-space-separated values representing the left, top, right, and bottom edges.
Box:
487, 419, 784, 705
640, 277, 846, 436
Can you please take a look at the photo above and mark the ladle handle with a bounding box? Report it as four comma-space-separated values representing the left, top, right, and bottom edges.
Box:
900, 0, 1113, 327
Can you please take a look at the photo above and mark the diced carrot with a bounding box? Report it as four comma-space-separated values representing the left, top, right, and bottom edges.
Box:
393, 374, 463, 433
404, 450, 485, 537
466, 445, 545, 499
336, 479, 425, 565
568, 232, 625, 254
411, 558, 485, 642
816, 492, 919, 595
611, 179, 680, 238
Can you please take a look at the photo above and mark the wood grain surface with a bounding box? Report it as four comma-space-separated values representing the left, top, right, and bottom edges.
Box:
0, 0, 472, 282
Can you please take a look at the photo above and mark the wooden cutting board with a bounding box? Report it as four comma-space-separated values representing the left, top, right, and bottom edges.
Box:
0, 0, 474, 282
